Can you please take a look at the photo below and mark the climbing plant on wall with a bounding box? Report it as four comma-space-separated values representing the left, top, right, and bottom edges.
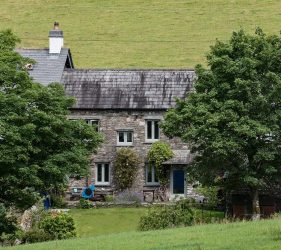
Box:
147, 141, 174, 186
114, 148, 141, 190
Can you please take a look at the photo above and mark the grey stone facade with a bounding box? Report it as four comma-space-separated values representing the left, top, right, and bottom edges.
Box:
68, 109, 194, 200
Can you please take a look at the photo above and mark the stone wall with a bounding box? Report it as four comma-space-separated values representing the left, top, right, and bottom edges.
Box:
68, 109, 195, 199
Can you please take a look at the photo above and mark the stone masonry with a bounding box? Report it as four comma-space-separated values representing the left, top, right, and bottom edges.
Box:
68, 109, 194, 199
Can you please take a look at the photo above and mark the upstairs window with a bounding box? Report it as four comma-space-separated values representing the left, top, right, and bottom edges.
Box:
145, 120, 160, 142
69, 118, 100, 132
146, 164, 159, 186
95, 163, 110, 186
117, 131, 133, 146
85, 119, 99, 132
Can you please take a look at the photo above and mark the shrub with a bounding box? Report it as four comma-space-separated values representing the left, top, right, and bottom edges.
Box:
0, 204, 20, 246
138, 199, 194, 231
39, 213, 76, 240
21, 229, 53, 244
195, 185, 220, 208
115, 190, 143, 205
50, 194, 67, 208
79, 198, 93, 209
0, 204, 19, 235
104, 195, 115, 202
114, 148, 141, 190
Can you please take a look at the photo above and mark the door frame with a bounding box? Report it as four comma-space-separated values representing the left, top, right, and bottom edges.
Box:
170, 167, 187, 199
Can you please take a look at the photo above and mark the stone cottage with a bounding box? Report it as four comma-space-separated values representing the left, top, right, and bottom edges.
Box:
17, 23, 196, 201
62, 69, 195, 200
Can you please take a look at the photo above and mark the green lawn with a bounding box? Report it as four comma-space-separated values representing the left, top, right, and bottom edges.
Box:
1, 1, 281, 68
8, 217, 281, 250
69, 208, 148, 237
70, 207, 223, 237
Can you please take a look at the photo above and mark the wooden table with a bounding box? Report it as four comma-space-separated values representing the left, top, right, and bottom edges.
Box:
143, 189, 155, 202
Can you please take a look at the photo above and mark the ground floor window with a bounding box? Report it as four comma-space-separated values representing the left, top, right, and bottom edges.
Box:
95, 163, 110, 185
146, 164, 159, 186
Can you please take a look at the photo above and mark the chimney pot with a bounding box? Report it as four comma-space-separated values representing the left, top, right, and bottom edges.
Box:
54, 22, 59, 30
49, 22, 64, 54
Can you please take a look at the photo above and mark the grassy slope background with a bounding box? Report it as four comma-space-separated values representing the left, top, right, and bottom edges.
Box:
8, 218, 281, 250
1, 0, 281, 68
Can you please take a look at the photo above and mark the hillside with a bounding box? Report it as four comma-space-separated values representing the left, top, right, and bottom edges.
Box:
1, 1, 281, 68
8, 218, 281, 250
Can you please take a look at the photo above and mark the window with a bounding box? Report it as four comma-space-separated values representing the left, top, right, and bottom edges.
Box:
85, 119, 99, 132
95, 163, 110, 185
117, 131, 133, 146
145, 120, 160, 142
69, 118, 100, 132
146, 164, 159, 186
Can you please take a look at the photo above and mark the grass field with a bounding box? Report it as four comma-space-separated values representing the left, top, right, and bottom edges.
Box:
1, 0, 281, 68
69, 208, 148, 237
8, 217, 281, 250
69, 207, 223, 237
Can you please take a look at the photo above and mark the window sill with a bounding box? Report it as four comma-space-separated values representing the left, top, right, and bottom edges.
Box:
116, 144, 134, 147
144, 184, 160, 187
143, 140, 159, 144
95, 183, 111, 187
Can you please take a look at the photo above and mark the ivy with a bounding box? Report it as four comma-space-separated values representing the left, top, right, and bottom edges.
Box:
148, 142, 173, 186
114, 148, 141, 190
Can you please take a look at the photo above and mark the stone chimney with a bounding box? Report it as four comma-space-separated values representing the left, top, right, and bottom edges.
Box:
49, 22, 63, 54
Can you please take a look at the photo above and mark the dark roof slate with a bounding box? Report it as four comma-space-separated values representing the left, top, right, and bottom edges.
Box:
62, 69, 195, 110
16, 48, 73, 85
163, 150, 192, 165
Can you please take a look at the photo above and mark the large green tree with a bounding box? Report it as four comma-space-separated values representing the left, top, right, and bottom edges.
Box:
0, 30, 103, 209
162, 28, 281, 218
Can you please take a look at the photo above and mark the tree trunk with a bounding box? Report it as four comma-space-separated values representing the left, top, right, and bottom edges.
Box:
251, 189, 261, 220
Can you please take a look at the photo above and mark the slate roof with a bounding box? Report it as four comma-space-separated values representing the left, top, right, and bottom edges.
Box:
62, 69, 195, 110
16, 48, 73, 85
163, 150, 192, 165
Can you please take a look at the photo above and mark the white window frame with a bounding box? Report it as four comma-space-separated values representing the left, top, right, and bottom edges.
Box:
95, 163, 110, 186
145, 120, 160, 142
85, 119, 100, 132
145, 164, 159, 186
117, 130, 133, 146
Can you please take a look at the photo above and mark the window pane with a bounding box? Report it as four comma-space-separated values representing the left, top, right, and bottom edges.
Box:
118, 132, 125, 142
154, 167, 159, 183
147, 121, 152, 139
97, 164, 102, 182
91, 120, 99, 132
154, 121, 159, 139
127, 132, 133, 142
104, 164, 109, 182
147, 165, 152, 183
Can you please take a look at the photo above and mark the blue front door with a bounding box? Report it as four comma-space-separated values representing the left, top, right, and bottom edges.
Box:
172, 169, 185, 194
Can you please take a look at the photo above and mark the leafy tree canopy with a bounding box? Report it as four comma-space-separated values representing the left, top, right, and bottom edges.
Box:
0, 30, 103, 209
162, 28, 281, 214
